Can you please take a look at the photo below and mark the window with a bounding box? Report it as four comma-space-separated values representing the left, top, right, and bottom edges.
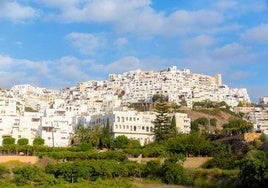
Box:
146, 127, 149, 132
134, 126, 137, 131
142, 126, 145, 130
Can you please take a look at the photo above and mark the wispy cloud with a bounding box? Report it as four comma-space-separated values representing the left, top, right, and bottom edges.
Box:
0, 1, 38, 22
242, 24, 268, 44
66, 32, 107, 56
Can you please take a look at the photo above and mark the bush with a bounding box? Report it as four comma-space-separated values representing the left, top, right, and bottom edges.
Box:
160, 160, 192, 185
17, 138, 29, 145
33, 138, 45, 146
142, 160, 161, 178
203, 151, 237, 169
12, 166, 40, 186
0, 165, 9, 177
2, 137, 15, 145
238, 150, 268, 187
79, 142, 93, 151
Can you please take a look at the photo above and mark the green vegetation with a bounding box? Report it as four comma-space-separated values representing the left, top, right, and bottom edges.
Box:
33, 138, 45, 146
0, 131, 267, 187
222, 119, 253, 135
17, 138, 29, 146
0, 103, 266, 187
153, 97, 178, 141
2, 137, 15, 145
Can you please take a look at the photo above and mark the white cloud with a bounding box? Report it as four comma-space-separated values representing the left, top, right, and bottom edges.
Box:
213, 0, 237, 10
66, 32, 106, 55
37, 0, 224, 37
229, 71, 257, 81
106, 56, 142, 73
0, 54, 94, 88
38, 0, 152, 22
113, 37, 128, 48
242, 24, 268, 43
57, 56, 91, 81
0, 0, 37, 21
213, 43, 250, 59
182, 35, 215, 55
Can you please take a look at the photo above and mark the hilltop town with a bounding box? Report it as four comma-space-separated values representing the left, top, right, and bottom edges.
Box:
0, 66, 267, 146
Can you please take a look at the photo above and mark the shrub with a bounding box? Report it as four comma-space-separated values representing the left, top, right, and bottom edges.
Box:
33, 138, 45, 146
17, 138, 29, 146
2, 137, 15, 145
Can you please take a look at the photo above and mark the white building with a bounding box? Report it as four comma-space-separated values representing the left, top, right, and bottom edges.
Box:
89, 110, 156, 146
40, 109, 76, 147
40, 115, 75, 147
174, 113, 191, 134
0, 112, 42, 145
87, 110, 192, 146
0, 97, 17, 116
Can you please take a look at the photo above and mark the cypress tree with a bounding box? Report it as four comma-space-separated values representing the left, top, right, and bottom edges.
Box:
100, 119, 111, 148
170, 115, 178, 137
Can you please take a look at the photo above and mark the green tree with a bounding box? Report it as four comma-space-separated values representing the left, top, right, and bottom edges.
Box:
153, 99, 172, 141
142, 160, 161, 178
152, 93, 162, 103
222, 119, 253, 135
33, 137, 45, 146
160, 159, 192, 185
73, 124, 92, 144
90, 124, 102, 147
2, 137, 15, 145
238, 150, 268, 187
112, 135, 129, 149
170, 115, 178, 137
204, 150, 237, 169
13, 166, 40, 186
17, 138, 29, 145
74, 124, 101, 147
100, 119, 111, 148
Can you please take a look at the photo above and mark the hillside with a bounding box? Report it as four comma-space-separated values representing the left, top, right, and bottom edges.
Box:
179, 106, 238, 133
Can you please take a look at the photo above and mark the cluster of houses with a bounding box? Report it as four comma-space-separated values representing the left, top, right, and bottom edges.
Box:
0, 66, 265, 147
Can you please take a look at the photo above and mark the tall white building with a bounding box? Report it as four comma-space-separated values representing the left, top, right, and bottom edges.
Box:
174, 113, 191, 134
40, 109, 76, 147
87, 110, 191, 146
89, 111, 155, 146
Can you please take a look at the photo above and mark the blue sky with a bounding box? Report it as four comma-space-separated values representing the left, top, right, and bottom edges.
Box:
0, 0, 267, 102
